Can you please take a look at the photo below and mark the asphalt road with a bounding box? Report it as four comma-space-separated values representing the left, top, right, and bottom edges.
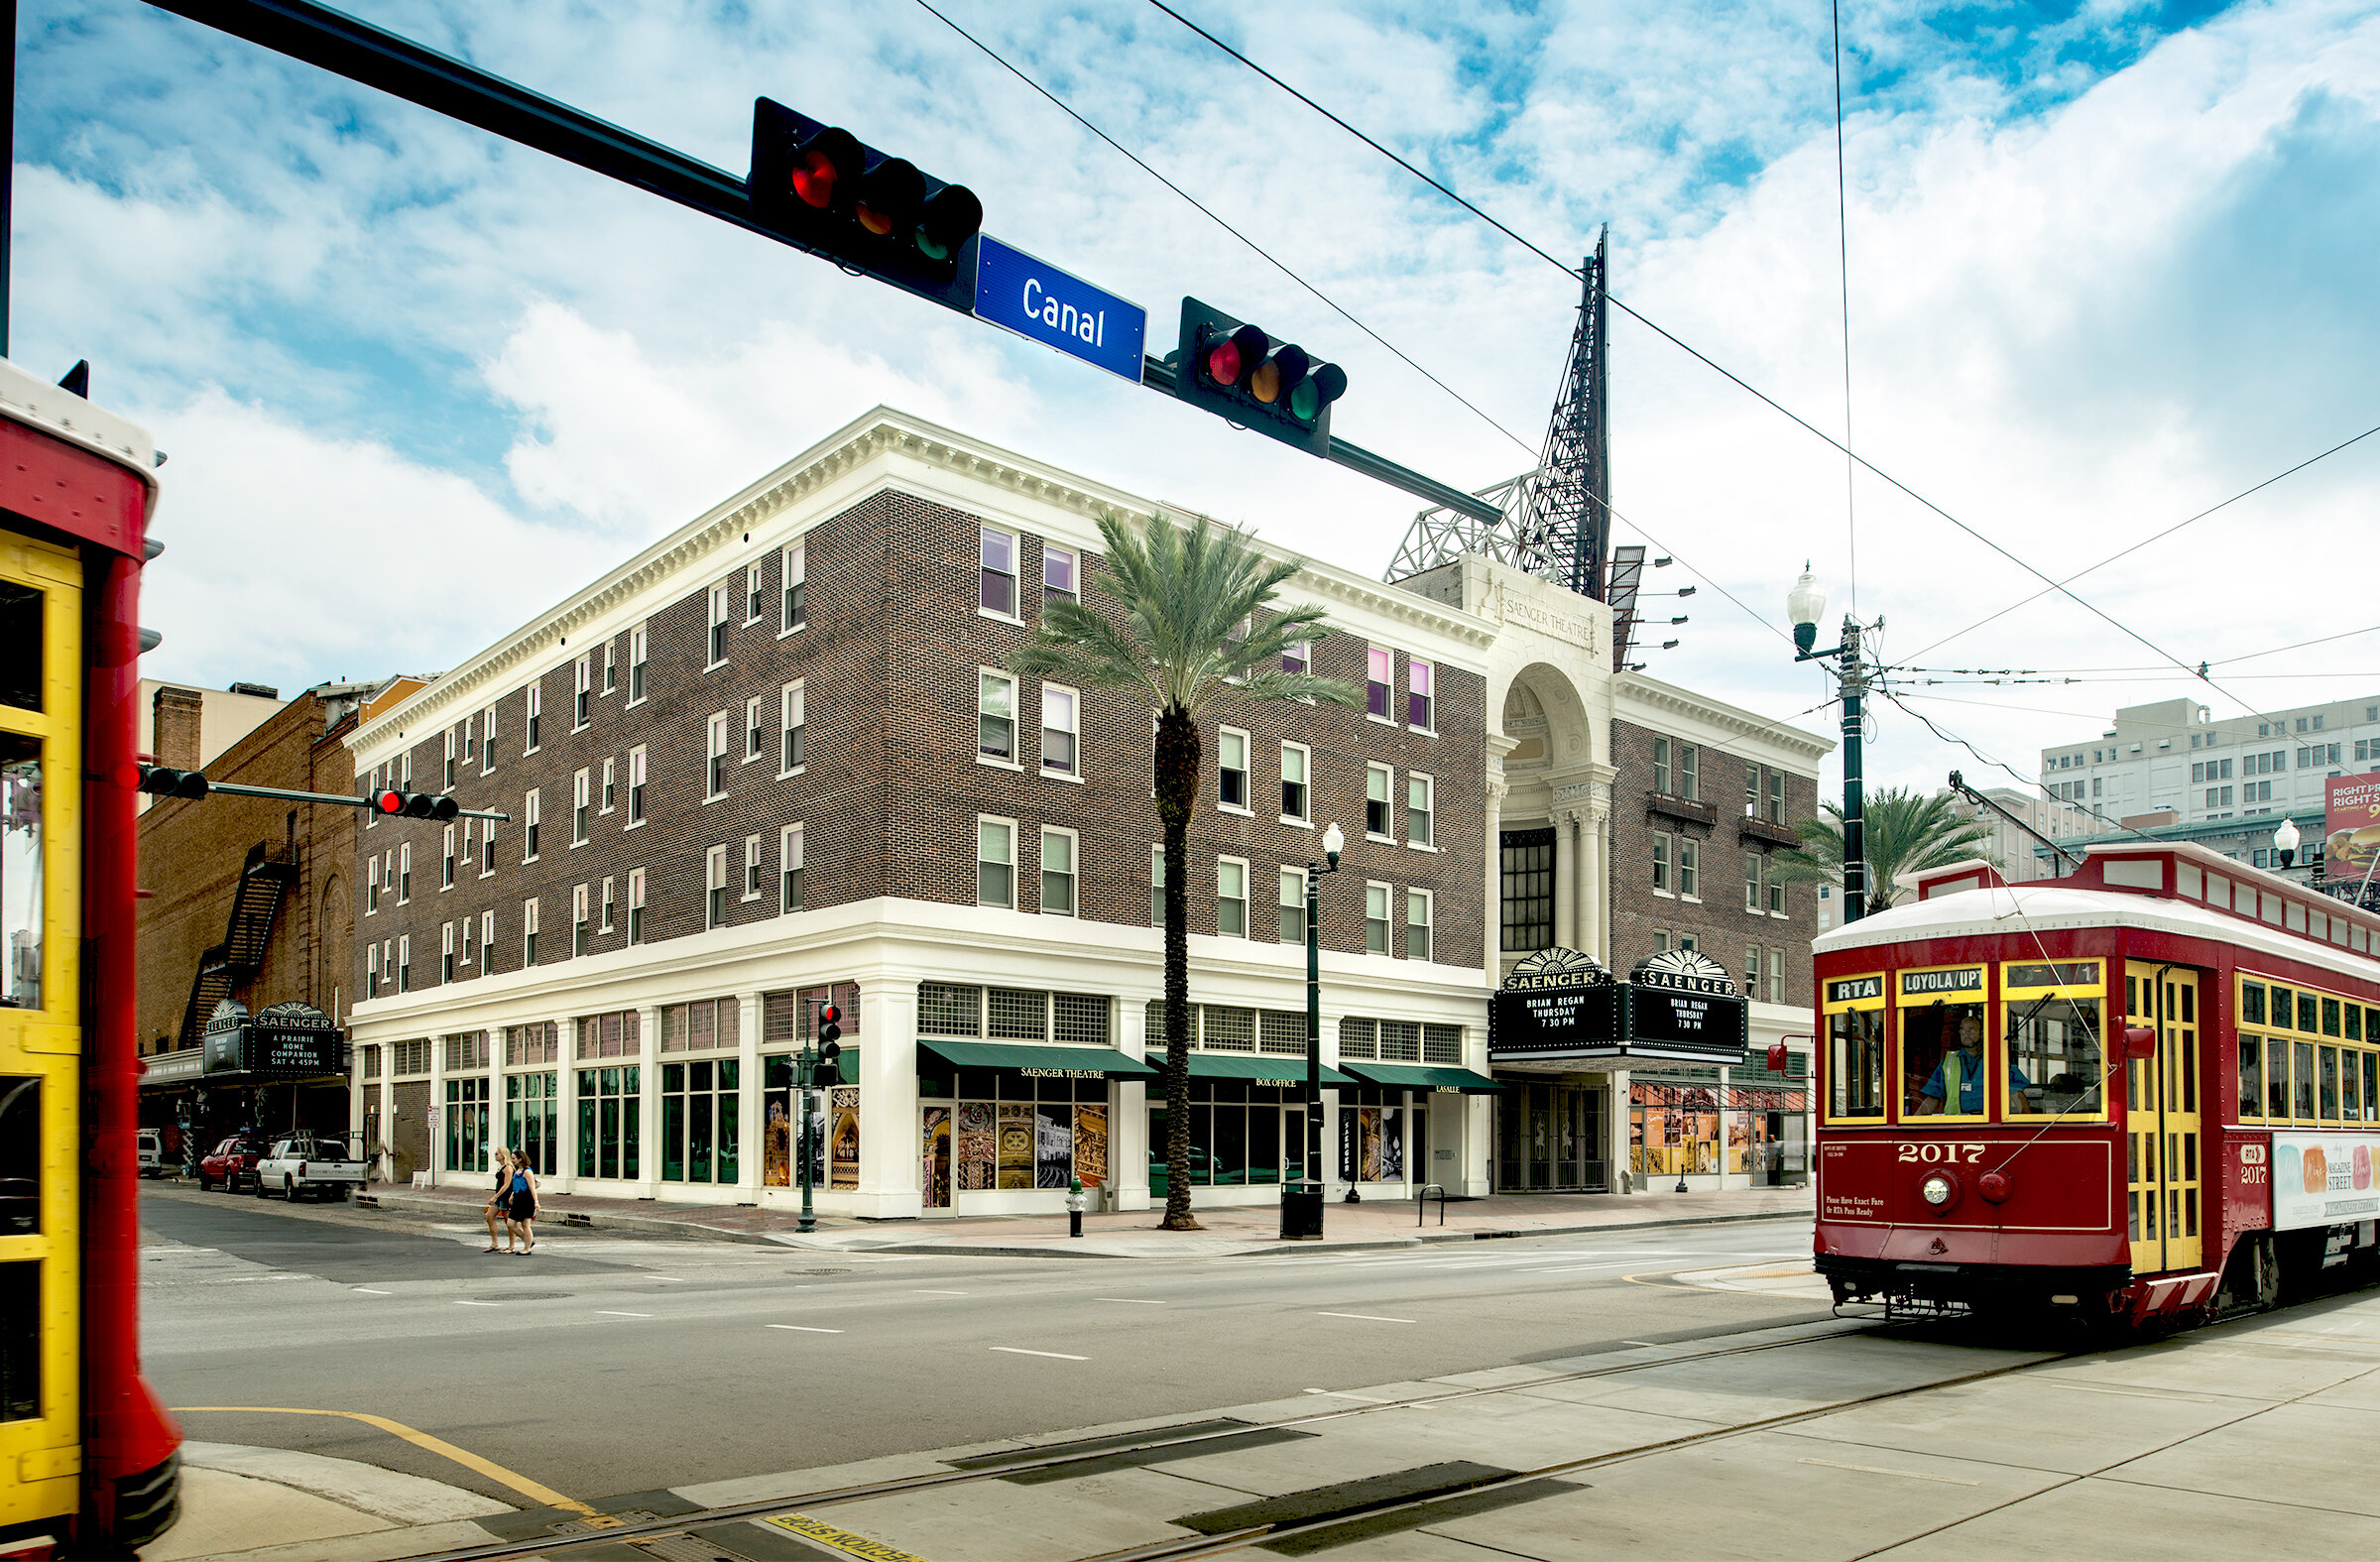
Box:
139, 1184, 1825, 1509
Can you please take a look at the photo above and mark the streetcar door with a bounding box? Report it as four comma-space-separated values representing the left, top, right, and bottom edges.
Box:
2125, 963, 2202, 1273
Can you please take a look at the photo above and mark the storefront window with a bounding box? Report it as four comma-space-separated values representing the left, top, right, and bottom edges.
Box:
1630, 1084, 1719, 1177
927, 1067, 1107, 1192
761, 1059, 858, 1190
1337, 1085, 1411, 1183
505, 1072, 557, 1175
443, 1077, 490, 1173
1148, 1080, 1307, 1196
660, 1059, 740, 1183
576, 1065, 640, 1180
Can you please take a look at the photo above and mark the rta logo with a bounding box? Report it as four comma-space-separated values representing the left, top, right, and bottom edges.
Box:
2240, 1144, 2268, 1165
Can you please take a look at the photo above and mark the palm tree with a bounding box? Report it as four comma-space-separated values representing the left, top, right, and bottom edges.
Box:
1771, 787, 1995, 917
1012, 512, 1358, 1231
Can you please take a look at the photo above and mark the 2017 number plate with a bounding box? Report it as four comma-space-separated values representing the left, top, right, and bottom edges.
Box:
1896, 1142, 1984, 1163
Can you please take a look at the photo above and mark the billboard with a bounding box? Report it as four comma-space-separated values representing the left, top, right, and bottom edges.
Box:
2273, 1133, 2380, 1231
2327, 775, 2380, 886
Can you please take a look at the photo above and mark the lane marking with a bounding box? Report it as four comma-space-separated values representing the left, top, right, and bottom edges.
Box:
454, 1300, 501, 1307
1796, 1457, 1979, 1486
596, 1310, 652, 1318
1317, 1312, 1415, 1324
352, 1288, 392, 1296
991, 1347, 1088, 1361
175, 1405, 607, 1520
769, 1324, 845, 1333
766, 1513, 935, 1561
1304, 1388, 1393, 1402
1622, 1341, 1662, 1348
1094, 1298, 1166, 1305
912, 1289, 969, 1296
651, 1276, 687, 1282
2048, 1380, 2219, 1403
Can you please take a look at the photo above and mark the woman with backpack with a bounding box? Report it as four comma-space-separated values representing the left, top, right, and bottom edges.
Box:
503, 1149, 539, 1255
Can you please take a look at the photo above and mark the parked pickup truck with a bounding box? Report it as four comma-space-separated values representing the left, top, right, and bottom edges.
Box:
198, 1134, 272, 1193
254, 1136, 369, 1202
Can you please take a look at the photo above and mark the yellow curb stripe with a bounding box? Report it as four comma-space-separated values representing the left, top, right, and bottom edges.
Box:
175, 1406, 606, 1520
767, 1512, 937, 1561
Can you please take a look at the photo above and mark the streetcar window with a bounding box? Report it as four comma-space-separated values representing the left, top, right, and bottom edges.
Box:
2323, 998, 2342, 1037
0, 1260, 36, 1422
0, 741, 39, 1012
2346, 1054, 2363, 1125
2321, 1047, 2340, 1121
0, 1078, 35, 1234
2296, 1042, 2318, 1120
2008, 998, 2101, 1118
2268, 1040, 2290, 1120
2181, 984, 2194, 1023
2272, 987, 2294, 1027
1827, 1009, 1886, 1119
2300, 994, 2320, 1033
2348, 1006, 2364, 1043
2242, 985, 2266, 1025
1903, 1002, 1989, 1119
2238, 1039, 2262, 1119
2366, 1054, 2378, 1124
0, 581, 38, 712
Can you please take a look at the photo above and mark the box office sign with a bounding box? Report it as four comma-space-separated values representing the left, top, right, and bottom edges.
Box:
1491, 947, 1747, 1065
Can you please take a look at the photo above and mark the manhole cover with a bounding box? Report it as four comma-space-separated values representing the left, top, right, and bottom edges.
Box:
477, 1291, 572, 1301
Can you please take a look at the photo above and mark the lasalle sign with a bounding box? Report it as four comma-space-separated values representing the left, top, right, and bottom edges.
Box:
1491, 947, 1747, 1065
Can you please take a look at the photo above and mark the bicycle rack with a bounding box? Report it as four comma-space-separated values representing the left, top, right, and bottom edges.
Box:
1418, 1183, 1447, 1226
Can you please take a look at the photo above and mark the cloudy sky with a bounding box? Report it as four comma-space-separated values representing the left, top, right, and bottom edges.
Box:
17, 0, 2379, 800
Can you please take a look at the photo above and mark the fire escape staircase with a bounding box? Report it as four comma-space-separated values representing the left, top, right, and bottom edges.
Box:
175, 842, 296, 1051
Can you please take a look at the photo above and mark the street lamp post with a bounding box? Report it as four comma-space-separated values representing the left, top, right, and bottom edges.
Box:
2274, 817, 2301, 872
1789, 568, 1869, 925
1282, 822, 1344, 1241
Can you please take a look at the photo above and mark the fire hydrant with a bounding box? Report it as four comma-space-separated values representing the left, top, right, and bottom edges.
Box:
1066, 1179, 1087, 1239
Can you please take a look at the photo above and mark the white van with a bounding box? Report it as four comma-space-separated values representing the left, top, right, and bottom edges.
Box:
137, 1129, 166, 1178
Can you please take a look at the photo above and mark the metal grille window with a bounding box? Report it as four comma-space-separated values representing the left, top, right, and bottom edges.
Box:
919, 983, 983, 1036
576, 1010, 641, 1060
988, 988, 1046, 1040
659, 997, 739, 1054
1423, 1023, 1462, 1063
1259, 1011, 1306, 1055
507, 1023, 559, 1065
443, 1031, 489, 1071
1053, 993, 1110, 1048
1278, 866, 1305, 941
1378, 1021, 1420, 1062
1204, 1007, 1255, 1052
362, 1045, 382, 1080
1500, 827, 1555, 952
393, 1039, 432, 1076
1338, 1017, 1377, 1059
761, 991, 799, 1045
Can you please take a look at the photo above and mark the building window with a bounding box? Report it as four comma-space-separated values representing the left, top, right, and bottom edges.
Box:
398, 935, 411, 992
462, 717, 476, 765
628, 746, 648, 824
629, 624, 650, 702
1281, 743, 1310, 822
1407, 660, 1434, 730
745, 695, 765, 763
572, 769, 590, 845
602, 638, 616, 694
526, 682, 541, 753
1653, 830, 1673, 893
399, 842, 413, 903
576, 1062, 642, 1181
1365, 883, 1390, 954
1041, 828, 1077, 915
524, 789, 540, 860
1769, 946, 1787, 1004
1408, 774, 1434, 847
460, 911, 475, 967
442, 921, 456, 983
981, 527, 1018, 616
627, 868, 647, 944
1279, 866, 1305, 941
1367, 763, 1392, 838
573, 885, 590, 957
979, 671, 1017, 764
708, 582, 730, 665
1680, 838, 1701, 899
480, 819, 496, 876
1219, 727, 1250, 808
1150, 844, 1164, 926
1407, 889, 1433, 960
478, 911, 494, 968
1746, 853, 1765, 912
781, 541, 806, 632
706, 844, 729, 929
1367, 646, 1393, 719
600, 756, 616, 813
1217, 857, 1248, 936
1745, 943, 1761, 997
1041, 684, 1079, 776
481, 706, 498, 772
1500, 827, 1554, 951
1043, 544, 1077, 605
601, 876, 616, 932
441, 825, 455, 890
707, 711, 730, 798
1680, 743, 1699, 799
574, 655, 592, 728
1653, 735, 1670, 794
366, 856, 379, 913
780, 824, 803, 912
443, 729, 457, 789
1282, 635, 1309, 677
744, 834, 764, 900
1768, 869, 1785, 916
979, 817, 1014, 908
745, 560, 765, 624
522, 900, 538, 966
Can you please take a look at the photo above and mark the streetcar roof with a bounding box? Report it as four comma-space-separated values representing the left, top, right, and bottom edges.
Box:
0, 356, 160, 509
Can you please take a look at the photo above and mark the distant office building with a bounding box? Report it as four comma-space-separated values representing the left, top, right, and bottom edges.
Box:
2038, 695, 2380, 831
1944, 785, 2093, 883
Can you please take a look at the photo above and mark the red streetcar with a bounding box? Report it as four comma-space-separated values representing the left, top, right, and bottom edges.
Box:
1814, 843, 2380, 1327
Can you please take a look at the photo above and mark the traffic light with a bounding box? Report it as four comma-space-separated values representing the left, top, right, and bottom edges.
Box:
137, 765, 209, 799
1172, 298, 1348, 456
370, 789, 460, 822
748, 98, 983, 313
814, 1004, 843, 1087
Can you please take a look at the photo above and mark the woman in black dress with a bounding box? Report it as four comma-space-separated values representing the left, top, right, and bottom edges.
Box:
504, 1148, 539, 1254
481, 1146, 513, 1252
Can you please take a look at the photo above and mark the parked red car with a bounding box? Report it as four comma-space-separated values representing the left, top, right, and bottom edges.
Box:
196, 1135, 271, 1193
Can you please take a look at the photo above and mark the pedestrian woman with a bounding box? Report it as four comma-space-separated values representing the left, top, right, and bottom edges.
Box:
504, 1148, 539, 1255
480, 1146, 513, 1253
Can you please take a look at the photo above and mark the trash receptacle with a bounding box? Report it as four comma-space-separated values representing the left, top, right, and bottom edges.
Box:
1280, 1187, 1324, 1240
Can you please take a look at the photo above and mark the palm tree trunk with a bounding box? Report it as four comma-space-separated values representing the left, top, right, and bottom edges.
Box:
1156, 707, 1201, 1231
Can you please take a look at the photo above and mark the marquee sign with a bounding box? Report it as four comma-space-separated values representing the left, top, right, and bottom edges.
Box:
1490, 947, 1747, 1065
198, 999, 348, 1079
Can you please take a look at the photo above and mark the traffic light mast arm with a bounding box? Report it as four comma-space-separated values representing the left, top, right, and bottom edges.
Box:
139, 768, 510, 820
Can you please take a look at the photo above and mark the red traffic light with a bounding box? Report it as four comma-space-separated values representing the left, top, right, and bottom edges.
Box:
791, 127, 863, 209
373, 790, 406, 815
818, 1005, 840, 1026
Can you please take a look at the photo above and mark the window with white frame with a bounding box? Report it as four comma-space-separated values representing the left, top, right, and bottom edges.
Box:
780, 824, 803, 912
600, 875, 616, 932
366, 854, 381, 913
1041, 684, 1079, 777
602, 637, 616, 694
1042, 544, 1077, 605
1652, 830, 1673, 893
1407, 660, 1434, 729
398, 934, 411, 992
1745, 852, 1764, 913
1679, 837, 1701, 899
460, 911, 475, 967
1041, 828, 1077, 915
706, 844, 729, 929
744, 834, 764, 900
1278, 866, 1305, 941
440, 824, 455, 890
481, 706, 497, 771
443, 728, 456, 789
629, 624, 650, 702
781, 681, 805, 772
978, 817, 1014, 907
367, 942, 380, 991
707, 582, 730, 665
1768, 946, 1787, 1003
1219, 727, 1250, 809
628, 746, 648, 824
479, 818, 495, 876
980, 527, 1017, 616
522, 900, 538, 966
399, 842, 413, 903
1767, 871, 1785, 917
600, 756, 616, 813
745, 560, 765, 625
1365, 883, 1391, 954
574, 654, 592, 728
1653, 735, 1670, 794
400, 750, 412, 787
1149, 844, 1164, 926
1745, 943, 1761, 996
1366, 763, 1392, 838
1217, 857, 1248, 937
1366, 646, 1392, 719
1407, 774, 1434, 847
1280, 743, 1309, 822
978, 670, 1017, 764
524, 789, 540, 860
525, 682, 541, 753
745, 695, 765, 763
1282, 633, 1309, 677
462, 717, 477, 765
707, 711, 730, 798
627, 869, 647, 944
781, 541, 806, 632
439, 922, 456, 982
1407, 889, 1433, 960
572, 769, 590, 845
573, 885, 590, 957
1679, 742, 1700, 799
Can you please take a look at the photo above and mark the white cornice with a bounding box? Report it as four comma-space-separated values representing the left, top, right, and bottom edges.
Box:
1615, 671, 1834, 768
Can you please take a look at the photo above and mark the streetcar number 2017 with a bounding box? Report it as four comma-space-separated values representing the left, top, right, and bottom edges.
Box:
1896, 1142, 1984, 1163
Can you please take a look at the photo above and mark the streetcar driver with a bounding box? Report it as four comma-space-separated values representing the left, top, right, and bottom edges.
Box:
1916, 1012, 2034, 1115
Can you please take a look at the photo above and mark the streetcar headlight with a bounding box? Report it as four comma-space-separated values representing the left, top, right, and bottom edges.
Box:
1920, 1172, 1957, 1208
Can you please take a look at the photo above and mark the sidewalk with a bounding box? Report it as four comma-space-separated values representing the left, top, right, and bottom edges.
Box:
355, 1181, 1814, 1258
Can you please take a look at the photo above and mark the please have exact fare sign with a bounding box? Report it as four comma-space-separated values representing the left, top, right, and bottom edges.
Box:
973, 236, 1147, 384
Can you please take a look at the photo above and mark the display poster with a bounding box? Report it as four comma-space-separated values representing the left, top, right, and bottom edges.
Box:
2326, 775, 2380, 885
1380, 1109, 1403, 1182
1358, 1108, 1383, 1182
1034, 1105, 1073, 1188
1073, 1105, 1109, 1186
764, 1099, 790, 1188
2272, 1133, 2380, 1230
829, 1087, 860, 1191
998, 1102, 1035, 1189
957, 1102, 996, 1191
921, 1107, 952, 1209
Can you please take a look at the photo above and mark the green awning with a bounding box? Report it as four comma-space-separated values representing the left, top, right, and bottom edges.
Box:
1338, 1061, 1505, 1094
917, 1040, 1156, 1078
1146, 1050, 1358, 1087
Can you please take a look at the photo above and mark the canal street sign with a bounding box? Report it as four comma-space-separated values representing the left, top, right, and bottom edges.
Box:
973, 235, 1146, 384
